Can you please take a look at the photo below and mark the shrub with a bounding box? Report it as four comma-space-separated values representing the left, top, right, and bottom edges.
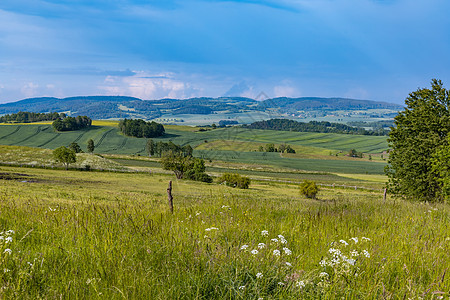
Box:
218, 173, 251, 189
300, 180, 319, 199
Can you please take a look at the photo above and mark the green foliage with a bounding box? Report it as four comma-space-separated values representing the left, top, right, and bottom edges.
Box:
69, 142, 82, 153
386, 79, 450, 201
264, 143, 275, 152
299, 180, 319, 199
348, 149, 363, 158
431, 138, 450, 201
87, 139, 95, 153
118, 119, 165, 138
218, 173, 251, 189
161, 151, 211, 182
244, 118, 388, 136
184, 158, 213, 183
53, 146, 76, 169
53, 116, 92, 131
0, 111, 64, 123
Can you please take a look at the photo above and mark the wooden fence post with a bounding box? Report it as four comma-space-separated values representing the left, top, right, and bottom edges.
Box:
383, 188, 387, 202
167, 181, 174, 214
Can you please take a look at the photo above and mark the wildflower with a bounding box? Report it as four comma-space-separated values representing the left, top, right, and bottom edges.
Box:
350, 250, 359, 257
278, 234, 285, 239
3, 249, 11, 254
362, 250, 370, 258
283, 247, 292, 255
296, 280, 305, 288
195, 212, 201, 216
271, 238, 278, 243
240, 245, 249, 250
238, 286, 245, 290
280, 237, 287, 244
258, 243, 266, 249
221, 205, 230, 209
6, 230, 14, 235
339, 239, 349, 246
347, 258, 356, 265
205, 227, 218, 231
278, 282, 285, 286
273, 249, 281, 256
261, 230, 269, 236
361, 237, 371, 241
256, 272, 263, 278
203, 235, 208, 239
285, 262, 292, 267
319, 260, 328, 267
0, 236, 3, 241
5, 237, 12, 243
328, 248, 341, 256
3, 269, 10, 273
319, 272, 329, 278
350, 237, 358, 243
251, 249, 259, 255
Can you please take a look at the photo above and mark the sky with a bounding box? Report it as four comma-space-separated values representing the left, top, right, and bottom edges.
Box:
0, 0, 450, 104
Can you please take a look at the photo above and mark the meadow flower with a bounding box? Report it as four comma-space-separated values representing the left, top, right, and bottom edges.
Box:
339, 239, 349, 246
5, 236, 12, 243
278, 282, 285, 286
273, 249, 281, 256
347, 258, 356, 265
280, 237, 287, 244
195, 212, 201, 216
3, 249, 11, 254
296, 280, 305, 288
238, 286, 245, 290
350, 250, 359, 257
350, 237, 358, 243
240, 245, 249, 250
319, 259, 328, 267
362, 250, 370, 258
6, 230, 14, 235
362, 237, 371, 241
251, 249, 259, 255
205, 227, 218, 231
261, 230, 269, 236
319, 272, 329, 278
278, 234, 285, 239
271, 238, 278, 243
256, 272, 263, 278
285, 262, 292, 267
221, 205, 230, 209
283, 247, 292, 255
258, 243, 266, 249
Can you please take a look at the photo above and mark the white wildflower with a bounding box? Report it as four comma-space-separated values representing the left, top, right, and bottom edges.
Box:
5, 236, 12, 243
339, 239, 349, 246
195, 212, 201, 216
240, 245, 249, 250
350, 250, 359, 257
278, 282, 285, 286
238, 286, 245, 290
3, 248, 11, 254
347, 258, 356, 266
256, 272, 263, 279
362, 237, 371, 242
221, 205, 230, 209
296, 280, 305, 288
258, 243, 266, 249
6, 230, 14, 235
319, 260, 328, 267
3, 269, 10, 273
280, 237, 287, 244
283, 247, 292, 255
271, 238, 278, 243
204, 227, 219, 231
285, 262, 292, 267
278, 234, 285, 239
350, 237, 358, 243
319, 272, 329, 278
204, 235, 208, 239
362, 250, 370, 258
273, 249, 281, 256
251, 249, 259, 255
261, 230, 269, 236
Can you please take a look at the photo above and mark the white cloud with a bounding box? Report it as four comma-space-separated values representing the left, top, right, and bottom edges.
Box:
99, 71, 201, 99
21, 82, 39, 98
273, 84, 300, 98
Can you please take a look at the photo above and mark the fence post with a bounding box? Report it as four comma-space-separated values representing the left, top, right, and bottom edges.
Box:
167, 181, 174, 214
383, 188, 387, 202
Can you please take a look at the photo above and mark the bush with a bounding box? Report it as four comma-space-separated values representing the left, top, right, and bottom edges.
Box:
218, 173, 251, 189
300, 180, 319, 199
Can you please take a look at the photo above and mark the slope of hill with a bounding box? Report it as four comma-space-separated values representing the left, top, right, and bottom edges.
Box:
0, 96, 403, 122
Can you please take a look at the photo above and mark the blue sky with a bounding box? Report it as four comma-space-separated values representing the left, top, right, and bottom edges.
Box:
0, 0, 449, 104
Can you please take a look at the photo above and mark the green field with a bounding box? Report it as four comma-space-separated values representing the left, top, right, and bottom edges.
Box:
0, 124, 388, 175
0, 164, 448, 298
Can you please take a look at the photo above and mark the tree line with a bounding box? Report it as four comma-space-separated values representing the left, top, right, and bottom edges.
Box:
243, 119, 388, 136
118, 119, 165, 138
53, 116, 92, 131
0, 111, 65, 123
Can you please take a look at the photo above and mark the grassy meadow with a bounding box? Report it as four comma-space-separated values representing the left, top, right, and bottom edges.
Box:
0, 164, 449, 299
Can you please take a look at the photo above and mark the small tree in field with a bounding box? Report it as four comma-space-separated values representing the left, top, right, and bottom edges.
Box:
300, 180, 319, 199
87, 139, 95, 153
53, 146, 76, 170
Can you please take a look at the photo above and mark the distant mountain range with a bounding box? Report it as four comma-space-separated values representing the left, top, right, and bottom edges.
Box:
0, 96, 403, 121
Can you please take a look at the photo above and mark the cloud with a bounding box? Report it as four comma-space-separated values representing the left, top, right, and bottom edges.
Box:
223, 81, 252, 97
20, 82, 39, 98
99, 72, 201, 99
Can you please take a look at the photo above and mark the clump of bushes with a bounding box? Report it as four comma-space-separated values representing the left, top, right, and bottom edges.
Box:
300, 180, 319, 199
218, 173, 251, 189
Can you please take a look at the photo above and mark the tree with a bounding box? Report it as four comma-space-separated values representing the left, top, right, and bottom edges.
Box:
87, 139, 95, 153
218, 173, 250, 189
160, 151, 194, 179
431, 136, 450, 201
53, 146, 76, 170
300, 180, 319, 199
69, 142, 82, 153
146, 139, 155, 156
386, 79, 450, 200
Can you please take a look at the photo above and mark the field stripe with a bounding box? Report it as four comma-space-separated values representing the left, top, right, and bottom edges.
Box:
37, 133, 61, 147
0, 125, 21, 140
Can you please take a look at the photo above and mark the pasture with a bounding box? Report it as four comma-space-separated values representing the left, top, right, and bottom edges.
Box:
0, 164, 449, 298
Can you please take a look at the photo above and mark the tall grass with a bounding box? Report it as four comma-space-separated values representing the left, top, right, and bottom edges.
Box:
0, 166, 449, 298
